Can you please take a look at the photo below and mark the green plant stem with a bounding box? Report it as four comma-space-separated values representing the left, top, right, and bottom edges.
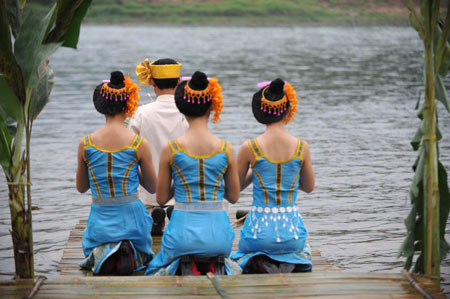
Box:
25, 87, 34, 277
423, 26, 440, 286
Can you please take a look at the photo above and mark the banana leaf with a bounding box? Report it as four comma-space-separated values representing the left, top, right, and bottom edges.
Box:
45, 0, 92, 49
29, 64, 54, 121
5, 0, 21, 38
0, 75, 22, 123
14, 8, 61, 89
0, 0, 25, 103
0, 112, 12, 167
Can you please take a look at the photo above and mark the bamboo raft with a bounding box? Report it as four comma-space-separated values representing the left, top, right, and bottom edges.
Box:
0, 214, 445, 298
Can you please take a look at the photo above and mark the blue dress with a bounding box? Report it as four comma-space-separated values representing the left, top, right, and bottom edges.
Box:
231, 138, 312, 271
79, 135, 154, 274
145, 139, 241, 275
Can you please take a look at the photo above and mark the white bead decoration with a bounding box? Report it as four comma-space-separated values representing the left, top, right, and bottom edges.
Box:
246, 205, 302, 242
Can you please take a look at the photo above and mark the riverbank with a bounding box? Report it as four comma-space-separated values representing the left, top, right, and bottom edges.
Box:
28, 0, 411, 24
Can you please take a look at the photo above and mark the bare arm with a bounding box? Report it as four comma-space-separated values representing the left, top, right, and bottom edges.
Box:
299, 141, 315, 193
237, 142, 253, 191
156, 144, 173, 206
137, 139, 157, 194
76, 140, 90, 193
224, 145, 240, 203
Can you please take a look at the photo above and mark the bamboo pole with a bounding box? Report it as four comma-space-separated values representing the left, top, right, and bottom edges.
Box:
422, 0, 440, 285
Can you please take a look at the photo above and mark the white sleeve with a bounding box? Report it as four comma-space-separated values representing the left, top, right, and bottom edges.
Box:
128, 109, 141, 135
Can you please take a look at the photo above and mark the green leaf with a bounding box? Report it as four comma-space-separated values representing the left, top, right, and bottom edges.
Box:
436, 125, 442, 142
411, 127, 423, 151
440, 238, 450, 262
413, 253, 424, 273
404, 255, 413, 270
29, 64, 54, 121
410, 149, 424, 199
0, 112, 12, 167
0, 75, 23, 122
438, 161, 450, 235
405, 0, 424, 39
398, 231, 415, 258
415, 92, 421, 110
435, 75, 450, 113
14, 9, 62, 88
414, 240, 423, 251
405, 206, 417, 231
438, 52, 450, 77
45, 0, 92, 49
5, 0, 21, 38
0, 0, 26, 104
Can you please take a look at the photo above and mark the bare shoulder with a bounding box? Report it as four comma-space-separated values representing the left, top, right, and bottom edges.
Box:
238, 140, 253, 159
78, 138, 85, 150
301, 139, 310, 149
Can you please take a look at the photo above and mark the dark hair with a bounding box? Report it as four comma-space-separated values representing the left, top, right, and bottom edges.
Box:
252, 78, 288, 124
152, 58, 179, 90
175, 71, 212, 118
93, 71, 127, 115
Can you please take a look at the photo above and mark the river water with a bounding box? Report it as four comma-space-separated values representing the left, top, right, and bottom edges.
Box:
1, 25, 450, 293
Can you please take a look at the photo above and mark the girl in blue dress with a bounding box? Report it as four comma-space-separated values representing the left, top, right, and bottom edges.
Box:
76, 71, 157, 275
145, 71, 241, 276
231, 78, 315, 273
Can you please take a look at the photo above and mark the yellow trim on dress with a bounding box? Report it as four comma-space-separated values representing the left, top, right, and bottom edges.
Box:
252, 167, 269, 204
275, 163, 282, 205
212, 164, 228, 201
171, 163, 192, 202
298, 139, 305, 167
252, 138, 301, 164
168, 140, 181, 166
122, 158, 138, 196
288, 169, 301, 204
197, 158, 206, 201
85, 158, 102, 197
223, 141, 231, 166
174, 139, 225, 159
106, 152, 116, 197
87, 134, 140, 153
249, 139, 262, 167
132, 136, 143, 161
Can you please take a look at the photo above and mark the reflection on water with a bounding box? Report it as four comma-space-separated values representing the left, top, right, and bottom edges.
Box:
0, 25, 449, 292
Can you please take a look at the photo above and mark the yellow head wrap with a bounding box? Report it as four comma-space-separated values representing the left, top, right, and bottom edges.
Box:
135, 58, 182, 86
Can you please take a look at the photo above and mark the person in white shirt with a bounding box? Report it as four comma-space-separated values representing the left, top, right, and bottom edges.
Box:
130, 58, 188, 235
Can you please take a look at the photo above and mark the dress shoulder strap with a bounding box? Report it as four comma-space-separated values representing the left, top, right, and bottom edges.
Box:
295, 139, 305, 164
221, 140, 229, 153
168, 139, 182, 165
221, 140, 231, 165
130, 135, 144, 150
248, 138, 263, 159
83, 135, 92, 147
168, 139, 182, 154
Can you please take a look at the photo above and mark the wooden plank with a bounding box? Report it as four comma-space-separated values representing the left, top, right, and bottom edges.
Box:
0, 273, 444, 298
58, 217, 338, 276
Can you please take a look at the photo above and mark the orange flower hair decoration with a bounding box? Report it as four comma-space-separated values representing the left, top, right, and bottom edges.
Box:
183, 77, 223, 123
124, 76, 140, 117
283, 83, 298, 124
208, 78, 223, 123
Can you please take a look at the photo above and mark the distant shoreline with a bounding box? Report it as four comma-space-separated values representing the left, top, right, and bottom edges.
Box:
79, 18, 411, 27
28, 1, 412, 27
